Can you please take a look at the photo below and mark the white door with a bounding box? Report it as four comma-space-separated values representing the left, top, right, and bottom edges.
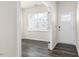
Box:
57, 2, 77, 45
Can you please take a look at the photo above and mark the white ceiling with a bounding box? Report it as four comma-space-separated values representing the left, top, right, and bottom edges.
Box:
20, 1, 54, 9
21, 1, 44, 8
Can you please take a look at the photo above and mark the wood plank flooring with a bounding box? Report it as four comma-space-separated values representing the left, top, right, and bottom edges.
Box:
22, 39, 78, 57
49, 43, 78, 57
22, 39, 49, 57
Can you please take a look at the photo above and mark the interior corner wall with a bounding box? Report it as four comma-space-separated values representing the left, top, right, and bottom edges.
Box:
48, 1, 58, 50
22, 5, 49, 42
52, 2, 58, 49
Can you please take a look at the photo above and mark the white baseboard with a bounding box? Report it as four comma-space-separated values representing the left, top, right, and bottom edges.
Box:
48, 41, 57, 50
22, 37, 49, 42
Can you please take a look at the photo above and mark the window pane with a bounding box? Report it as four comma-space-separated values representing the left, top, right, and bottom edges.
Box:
28, 12, 48, 31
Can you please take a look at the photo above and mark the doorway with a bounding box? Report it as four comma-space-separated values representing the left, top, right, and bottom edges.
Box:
50, 1, 78, 57
48, 1, 78, 57
57, 1, 77, 45
20, 1, 51, 57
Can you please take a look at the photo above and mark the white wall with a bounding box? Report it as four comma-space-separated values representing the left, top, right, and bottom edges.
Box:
22, 5, 49, 41
76, 2, 79, 56
0, 2, 17, 57
57, 1, 77, 45
48, 2, 58, 50
21, 2, 58, 50
52, 2, 58, 50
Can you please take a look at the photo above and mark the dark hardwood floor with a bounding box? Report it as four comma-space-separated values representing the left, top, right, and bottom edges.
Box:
22, 39, 49, 57
22, 39, 78, 57
49, 43, 78, 57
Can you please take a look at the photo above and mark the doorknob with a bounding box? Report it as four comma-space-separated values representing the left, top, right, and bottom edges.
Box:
59, 26, 61, 31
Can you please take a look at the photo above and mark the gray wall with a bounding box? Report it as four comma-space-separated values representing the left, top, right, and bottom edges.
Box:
0, 2, 17, 57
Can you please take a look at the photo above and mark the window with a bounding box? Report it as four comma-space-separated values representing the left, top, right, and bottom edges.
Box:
28, 12, 49, 31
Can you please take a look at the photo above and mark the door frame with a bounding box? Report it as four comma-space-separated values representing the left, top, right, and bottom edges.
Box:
17, 1, 22, 57
17, 1, 57, 56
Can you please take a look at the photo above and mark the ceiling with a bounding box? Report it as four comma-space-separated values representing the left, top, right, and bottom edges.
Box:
21, 1, 44, 8
20, 1, 54, 9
